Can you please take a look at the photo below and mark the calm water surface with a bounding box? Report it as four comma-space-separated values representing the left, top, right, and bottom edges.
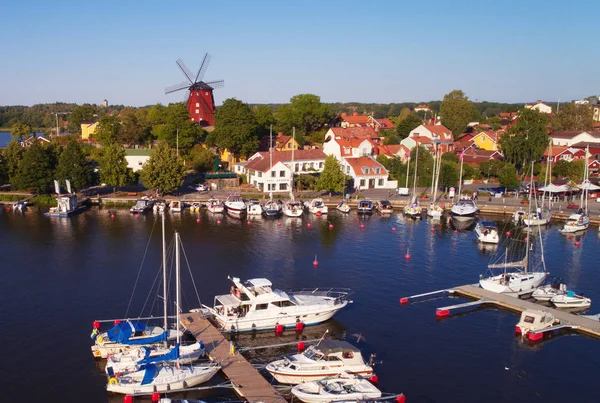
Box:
0, 207, 599, 403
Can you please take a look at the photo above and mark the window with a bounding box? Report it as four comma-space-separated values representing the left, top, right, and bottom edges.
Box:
195, 109, 199, 114
346, 166, 350, 174
280, 170, 285, 177
279, 183, 288, 191
363, 168, 370, 174
319, 162, 324, 169
378, 179, 384, 186
258, 172, 262, 177
255, 303, 268, 310
360, 179, 365, 187
272, 300, 295, 307
271, 170, 276, 177
295, 163, 299, 172
195, 103, 200, 107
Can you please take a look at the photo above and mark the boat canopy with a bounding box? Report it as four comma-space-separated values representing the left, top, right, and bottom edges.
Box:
538, 183, 574, 193
141, 364, 158, 385
138, 344, 179, 365
479, 220, 497, 229
248, 278, 272, 288
105, 321, 167, 345
216, 294, 240, 307
316, 340, 361, 355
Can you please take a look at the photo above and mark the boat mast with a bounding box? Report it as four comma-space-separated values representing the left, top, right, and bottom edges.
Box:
290, 127, 295, 198
175, 231, 181, 347
430, 146, 437, 199
162, 211, 168, 347
524, 162, 534, 273
458, 152, 464, 199
412, 145, 419, 199
583, 146, 589, 215
405, 154, 410, 188
269, 125, 273, 200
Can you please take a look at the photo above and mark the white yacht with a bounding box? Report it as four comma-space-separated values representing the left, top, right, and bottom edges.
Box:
474, 220, 499, 244
559, 211, 589, 233
169, 200, 183, 213
291, 375, 382, 403
450, 199, 479, 219
201, 277, 351, 332
266, 340, 373, 384
153, 200, 168, 214
551, 291, 592, 309
306, 198, 328, 215
284, 200, 304, 217
262, 199, 282, 217
403, 196, 422, 217
247, 199, 263, 215
515, 310, 556, 336
532, 279, 566, 302
514, 207, 551, 226
224, 194, 246, 215
207, 199, 224, 214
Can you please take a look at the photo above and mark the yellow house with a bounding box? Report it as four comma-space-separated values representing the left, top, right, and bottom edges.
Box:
81, 121, 99, 140
275, 134, 300, 151
471, 130, 499, 151
219, 148, 246, 170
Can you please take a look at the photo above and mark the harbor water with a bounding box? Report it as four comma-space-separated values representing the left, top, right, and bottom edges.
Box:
0, 207, 599, 402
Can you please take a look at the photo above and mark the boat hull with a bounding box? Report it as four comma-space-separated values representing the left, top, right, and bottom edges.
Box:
479, 272, 547, 297
270, 368, 373, 385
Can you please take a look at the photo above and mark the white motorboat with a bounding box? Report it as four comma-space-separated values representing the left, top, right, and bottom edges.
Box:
376, 200, 393, 214
170, 200, 183, 213
336, 200, 351, 213
189, 202, 203, 213
247, 199, 263, 215
532, 279, 566, 302
403, 196, 422, 217
153, 201, 168, 214
450, 199, 479, 219
130, 197, 154, 214
201, 277, 351, 332
291, 375, 382, 403
357, 199, 373, 214
106, 342, 205, 375
106, 362, 220, 395
559, 212, 589, 233
207, 199, 224, 214
284, 200, 304, 217
263, 199, 282, 217
475, 220, 499, 244
551, 290, 592, 309
266, 340, 373, 384
515, 309, 557, 335
224, 194, 246, 215
12, 200, 27, 211
307, 198, 328, 215
427, 203, 444, 218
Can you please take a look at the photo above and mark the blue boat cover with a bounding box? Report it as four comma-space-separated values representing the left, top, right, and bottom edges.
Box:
106, 321, 167, 345
566, 290, 575, 297
141, 364, 158, 385
138, 344, 180, 365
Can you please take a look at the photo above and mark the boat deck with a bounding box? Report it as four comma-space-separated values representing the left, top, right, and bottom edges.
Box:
181, 312, 286, 403
452, 284, 600, 338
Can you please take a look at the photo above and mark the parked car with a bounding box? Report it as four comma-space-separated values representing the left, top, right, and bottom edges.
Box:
189, 183, 208, 192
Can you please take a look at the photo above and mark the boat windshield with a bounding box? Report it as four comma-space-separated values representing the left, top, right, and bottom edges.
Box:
303, 348, 324, 361
523, 315, 535, 324
135, 200, 147, 208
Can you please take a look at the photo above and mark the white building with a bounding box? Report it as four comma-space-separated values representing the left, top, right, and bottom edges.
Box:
124, 149, 152, 172
323, 127, 380, 161
340, 156, 397, 190
550, 131, 600, 147
525, 101, 552, 114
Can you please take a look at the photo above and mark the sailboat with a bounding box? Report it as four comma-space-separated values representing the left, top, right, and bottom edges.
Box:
403, 146, 422, 217
450, 150, 478, 219
514, 140, 552, 226
560, 147, 597, 233
106, 231, 220, 394
263, 193, 282, 217
283, 127, 304, 218
479, 163, 548, 297
105, 215, 206, 374
427, 147, 444, 218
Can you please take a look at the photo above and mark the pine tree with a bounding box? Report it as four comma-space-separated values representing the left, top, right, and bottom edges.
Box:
139, 142, 185, 194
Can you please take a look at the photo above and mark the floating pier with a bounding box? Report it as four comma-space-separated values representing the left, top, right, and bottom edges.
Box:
402, 284, 600, 340
181, 312, 287, 403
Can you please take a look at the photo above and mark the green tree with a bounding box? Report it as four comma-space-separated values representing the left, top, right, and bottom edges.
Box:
139, 142, 185, 194
253, 105, 276, 139
10, 122, 31, 140
0, 152, 7, 185
395, 114, 422, 139
566, 160, 586, 183
409, 145, 434, 187
438, 161, 459, 188
4, 140, 24, 183
498, 164, 521, 189
151, 103, 202, 149
439, 90, 475, 137
68, 104, 96, 133
552, 103, 594, 132
441, 151, 459, 163
99, 143, 129, 191
94, 115, 121, 145
498, 108, 549, 169
13, 141, 55, 193
553, 160, 570, 178
315, 155, 346, 193
376, 155, 406, 183
187, 145, 215, 173
207, 98, 259, 156
119, 108, 151, 146
276, 94, 333, 139
56, 141, 93, 191
383, 132, 401, 145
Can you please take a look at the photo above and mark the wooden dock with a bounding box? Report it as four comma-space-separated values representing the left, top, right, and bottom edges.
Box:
181, 312, 287, 403
451, 284, 600, 339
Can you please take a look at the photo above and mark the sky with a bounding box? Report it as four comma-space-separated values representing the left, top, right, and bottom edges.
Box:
1, 0, 598, 107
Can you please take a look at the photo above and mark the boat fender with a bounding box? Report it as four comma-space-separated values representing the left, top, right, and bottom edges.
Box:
151, 392, 160, 402
109, 377, 118, 385
369, 375, 379, 385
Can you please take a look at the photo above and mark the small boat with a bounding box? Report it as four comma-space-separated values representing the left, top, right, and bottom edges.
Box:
12, 200, 27, 212
170, 200, 183, 213
474, 220, 499, 244
357, 199, 373, 214
153, 200, 168, 214
513, 207, 551, 226
284, 200, 304, 217
207, 199, 224, 214
247, 199, 263, 215
224, 194, 246, 215
427, 203, 444, 218
403, 196, 421, 217
515, 309, 557, 335
559, 211, 590, 233
189, 202, 203, 213
307, 198, 328, 215
336, 200, 351, 213
130, 197, 154, 214
201, 276, 351, 332
551, 290, 592, 309
106, 342, 205, 375
291, 375, 382, 403
376, 200, 393, 214
44, 195, 88, 217
266, 340, 373, 384
262, 199, 282, 217
532, 278, 567, 302
450, 199, 479, 219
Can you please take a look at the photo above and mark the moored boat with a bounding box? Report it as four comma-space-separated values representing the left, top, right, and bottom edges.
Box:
515, 309, 557, 335
450, 199, 479, 219
532, 278, 566, 302
559, 212, 589, 233
44, 194, 88, 217
336, 200, 351, 213
170, 200, 183, 212
291, 375, 382, 403
130, 197, 153, 214
247, 199, 263, 215
403, 196, 421, 217
207, 199, 224, 214
551, 290, 592, 309
357, 199, 373, 214
284, 200, 304, 217
475, 220, 499, 244
307, 198, 328, 215
106, 341, 205, 374
262, 199, 282, 217
224, 194, 246, 215
376, 200, 393, 214
189, 202, 203, 213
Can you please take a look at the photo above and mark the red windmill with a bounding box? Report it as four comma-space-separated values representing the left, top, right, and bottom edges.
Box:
165, 53, 224, 127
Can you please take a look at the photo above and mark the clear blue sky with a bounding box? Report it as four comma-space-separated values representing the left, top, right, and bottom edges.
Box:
1, 0, 598, 107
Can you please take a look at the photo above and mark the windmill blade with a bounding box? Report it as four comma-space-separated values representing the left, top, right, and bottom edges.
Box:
195, 53, 212, 83
165, 81, 191, 94
176, 58, 195, 84
204, 80, 224, 89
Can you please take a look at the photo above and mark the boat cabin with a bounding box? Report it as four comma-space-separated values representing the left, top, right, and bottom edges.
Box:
55, 195, 78, 213
289, 340, 366, 368
516, 309, 556, 334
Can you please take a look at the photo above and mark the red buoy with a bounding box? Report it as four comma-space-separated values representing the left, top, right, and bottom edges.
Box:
329, 224, 334, 229
247, 220, 251, 225
360, 224, 365, 229
313, 255, 319, 267
453, 229, 458, 233
404, 249, 411, 260
430, 227, 435, 232
524, 237, 528, 242
93, 321, 100, 330
395, 395, 406, 403
574, 241, 581, 246
316, 211, 322, 216
151, 392, 160, 403
277, 221, 281, 226
114, 320, 121, 326
392, 227, 397, 231
506, 231, 510, 236
111, 214, 115, 219
369, 375, 379, 385
217, 220, 221, 225
400, 297, 409, 305
295, 322, 305, 332
436, 309, 450, 318
136, 214, 140, 219
7, 207, 11, 212
297, 341, 306, 352
123, 396, 134, 403
196, 218, 200, 223
307, 223, 312, 229
275, 324, 284, 335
